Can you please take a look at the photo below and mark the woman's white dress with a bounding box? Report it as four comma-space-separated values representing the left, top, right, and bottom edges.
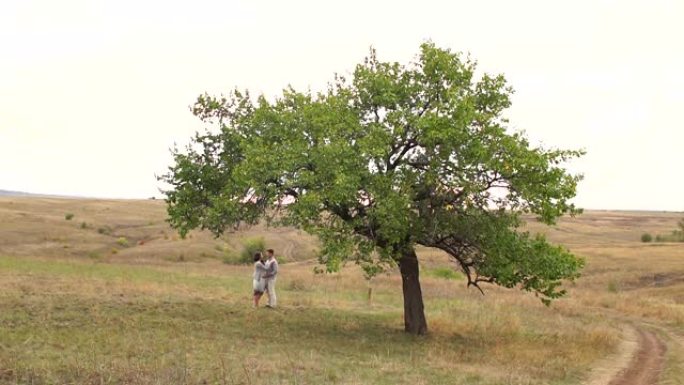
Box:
253, 261, 268, 292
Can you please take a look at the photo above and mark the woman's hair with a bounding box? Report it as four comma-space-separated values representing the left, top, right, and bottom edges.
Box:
253, 252, 262, 262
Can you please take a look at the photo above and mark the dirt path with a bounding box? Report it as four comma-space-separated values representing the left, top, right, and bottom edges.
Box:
607, 328, 667, 385
584, 326, 640, 385
584, 325, 668, 385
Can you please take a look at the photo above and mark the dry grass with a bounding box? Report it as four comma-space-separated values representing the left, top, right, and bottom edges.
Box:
0, 197, 318, 264
1, 197, 683, 384
0, 256, 615, 385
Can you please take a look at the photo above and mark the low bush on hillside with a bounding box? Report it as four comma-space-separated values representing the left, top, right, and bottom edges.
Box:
655, 233, 684, 242
653, 231, 684, 244
240, 237, 265, 263
607, 280, 619, 293
641, 233, 653, 243
116, 237, 129, 247
87, 251, 101, 260
221, 253, 238, 264
222, 237, 266, 265
645, 219, 684, 243
64, 213, 74, 220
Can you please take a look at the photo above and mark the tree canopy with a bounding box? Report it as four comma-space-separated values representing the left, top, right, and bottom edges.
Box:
160, 43, 585, 334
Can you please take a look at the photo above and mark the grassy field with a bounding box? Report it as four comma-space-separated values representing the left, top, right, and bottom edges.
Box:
1, 197, 683, 384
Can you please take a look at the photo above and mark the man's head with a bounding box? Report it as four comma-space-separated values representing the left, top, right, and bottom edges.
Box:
267, 249, 274, 258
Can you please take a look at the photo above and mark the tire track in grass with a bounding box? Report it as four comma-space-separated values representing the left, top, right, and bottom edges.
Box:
607, 328, 667, 385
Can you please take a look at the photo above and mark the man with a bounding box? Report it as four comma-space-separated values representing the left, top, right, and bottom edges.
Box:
263, 249, 278, 308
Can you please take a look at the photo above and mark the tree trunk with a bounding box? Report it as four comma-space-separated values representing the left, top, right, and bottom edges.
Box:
398, 248, 428, 335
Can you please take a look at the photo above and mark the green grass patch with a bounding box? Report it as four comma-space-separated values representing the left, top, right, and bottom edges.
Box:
425, 266, 463, 280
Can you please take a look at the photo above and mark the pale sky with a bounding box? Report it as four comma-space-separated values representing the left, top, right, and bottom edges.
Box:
1, 0, 682, 211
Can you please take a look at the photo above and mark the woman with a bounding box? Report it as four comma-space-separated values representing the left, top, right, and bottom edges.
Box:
252, 252, 269, 308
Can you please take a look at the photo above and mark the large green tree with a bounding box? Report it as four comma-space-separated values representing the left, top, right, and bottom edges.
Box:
160, 43, 584, 335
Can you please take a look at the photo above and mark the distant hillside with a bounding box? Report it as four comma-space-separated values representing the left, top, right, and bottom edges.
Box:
0, 196, 319, 264
0, 190, 34, 197
2, 196, 683, 267
0, 189, 89, 199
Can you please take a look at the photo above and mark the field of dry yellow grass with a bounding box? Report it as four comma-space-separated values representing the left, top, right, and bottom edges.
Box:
1, 197, 683, 384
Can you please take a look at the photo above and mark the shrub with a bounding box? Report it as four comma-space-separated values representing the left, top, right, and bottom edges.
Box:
80, 222, 88, 229
116, 237, 129, 247
65, 213, 74, 220
97, 226, 112, 235
87, 251, 101, 260
653, 220, 684, 243
222, 253, 238, 264
641, 233, 653, 243
607, 281, 619, 293
239, 237, 265, 264
221, 238, 266, 264
654, 233, 683, 242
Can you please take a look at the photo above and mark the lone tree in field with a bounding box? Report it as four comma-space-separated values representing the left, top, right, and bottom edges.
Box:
161, 43, 584, 335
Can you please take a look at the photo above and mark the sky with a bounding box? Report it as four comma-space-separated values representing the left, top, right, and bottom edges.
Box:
1, 0, 682, 211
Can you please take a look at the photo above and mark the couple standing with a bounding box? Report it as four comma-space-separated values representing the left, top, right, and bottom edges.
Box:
252, 248, 278, 308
